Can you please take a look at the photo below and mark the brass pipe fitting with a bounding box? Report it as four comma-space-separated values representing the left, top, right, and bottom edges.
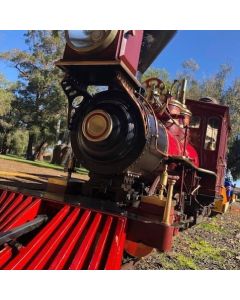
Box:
162, 176, 179, 225
159, 165, 168, 200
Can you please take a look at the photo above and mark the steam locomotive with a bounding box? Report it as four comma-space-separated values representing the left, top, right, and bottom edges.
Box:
0, 30, 231, 269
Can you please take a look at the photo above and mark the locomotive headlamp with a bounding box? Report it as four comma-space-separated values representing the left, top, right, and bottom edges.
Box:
82, 110, 113, 142
65, 30, 117, 53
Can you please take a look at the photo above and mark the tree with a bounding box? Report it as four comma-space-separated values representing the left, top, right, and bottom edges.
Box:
0, 74, 13, 116
201, 64, 232, 102
0, 74, 17, 154
222, 78, 240, 143
141, 67, 171, 85
227, 138, 240, 180
177, 59, 201, 99
0, 31, 67, 160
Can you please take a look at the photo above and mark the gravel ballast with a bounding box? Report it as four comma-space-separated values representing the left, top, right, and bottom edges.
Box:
134, 203, 240, 270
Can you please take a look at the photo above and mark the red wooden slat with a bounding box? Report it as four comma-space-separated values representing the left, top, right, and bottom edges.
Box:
27, 208, 80, 270
105, 217, 127, 270
0, 192, 16, 214
0, 194, 24, 224
0, 190, 8, 206
4, 205, 70, 270
0, 198, 40, 232
0, 246, 12, 268
49, 209, 91, 270
0, 196, 33, 231
69, 213, 102, 270
88, 215, 113, 270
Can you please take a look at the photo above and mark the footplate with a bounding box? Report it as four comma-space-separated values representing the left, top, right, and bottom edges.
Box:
0, 188, 127, 270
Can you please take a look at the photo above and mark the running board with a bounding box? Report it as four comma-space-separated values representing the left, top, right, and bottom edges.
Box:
0, 188, 127, 270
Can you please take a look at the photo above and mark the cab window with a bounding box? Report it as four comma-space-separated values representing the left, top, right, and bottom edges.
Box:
189, 116, 201, 128
204, 117, 220, 151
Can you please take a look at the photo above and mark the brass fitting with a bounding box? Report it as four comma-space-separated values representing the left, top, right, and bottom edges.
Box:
159, 165, 168, 200
162, 176, 179, 225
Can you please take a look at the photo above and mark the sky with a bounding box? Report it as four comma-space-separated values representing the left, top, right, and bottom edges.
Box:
153, 30, 240, 86
0, 30, 240, 185
1, 30, 240, 83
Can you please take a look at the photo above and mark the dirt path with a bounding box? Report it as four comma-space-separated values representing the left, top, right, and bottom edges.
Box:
134, 203, 240, 270
0, 158, 88, 190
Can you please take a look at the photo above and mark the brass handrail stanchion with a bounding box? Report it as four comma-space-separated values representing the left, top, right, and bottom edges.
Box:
159, 165, 168, 201
162, 176, 179, 225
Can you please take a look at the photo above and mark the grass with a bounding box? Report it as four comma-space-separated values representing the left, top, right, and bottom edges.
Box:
0, 154, 88, 175
189, 238, 223, 262
167, 237, 224, 270
175, 253, 198, 270
197, 221, 226, 233
156, 253, 179, 269
162, 221, 226, 270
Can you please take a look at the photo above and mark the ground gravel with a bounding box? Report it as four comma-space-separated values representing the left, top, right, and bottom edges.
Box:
0, 158, 88, 190
134, 203, 240, 270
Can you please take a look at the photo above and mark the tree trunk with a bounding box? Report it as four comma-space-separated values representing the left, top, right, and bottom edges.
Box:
34, 141, 48, 161
51, 144, 62, 164
61, 145, 72, 166
26, 133, 34, 160
0, 130, 10, 155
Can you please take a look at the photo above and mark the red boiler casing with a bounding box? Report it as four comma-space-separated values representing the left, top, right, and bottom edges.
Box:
167, 129, 199, 168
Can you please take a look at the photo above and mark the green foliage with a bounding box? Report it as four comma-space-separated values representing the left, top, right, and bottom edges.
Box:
189, 238, 223, 261
182, 58, 200, 73
175, 253, 198, 270
201, 64, 232, 101
198, 221, 225, 233
4, 129, 28, 156
227, 138, 240, 180
141, 67, 171, 89
0, 74, 14, 117
0, 30, 67, 159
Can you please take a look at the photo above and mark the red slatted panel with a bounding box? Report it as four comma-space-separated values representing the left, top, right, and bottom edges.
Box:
105, 217, 127, 270
49, 210, 92, 270
0, 190, 127, 270
0, 196, 33, 231
0, 194, 24, 224
0, 246, 12, 268
69, 213, 102, 270
0, 192, 17, 215
4, 205, 70, 270
27, 208, 80, 270
88, 215, 113, 270
0, 190, 9, 206
0, 198, 41, 232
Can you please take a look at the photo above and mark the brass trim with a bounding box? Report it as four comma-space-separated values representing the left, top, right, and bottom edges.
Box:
141, 195, 176, 207
162, 178, 177, 225
55, 60, 120, 66
82, 109, 113, 142
180, 106, 192, 117
169, 99, 184, 110
65, 30, 118, 54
